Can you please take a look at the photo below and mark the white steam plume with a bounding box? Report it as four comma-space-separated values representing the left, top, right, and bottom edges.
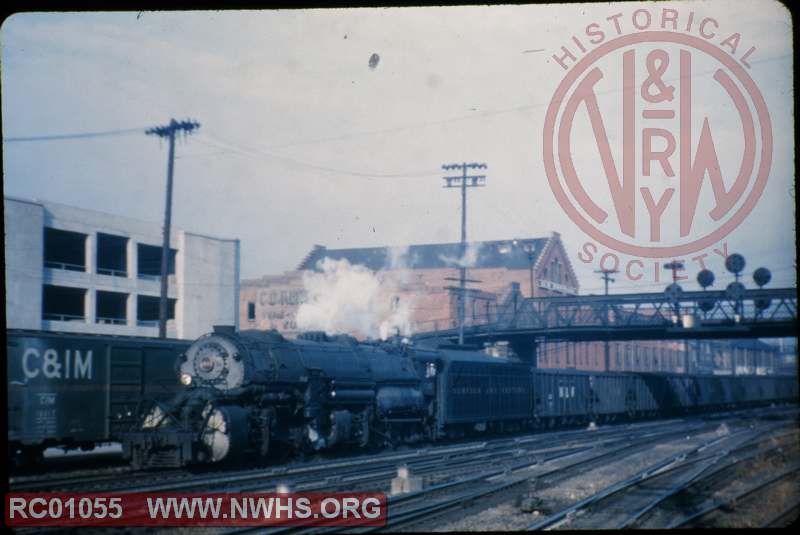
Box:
438, 241, 481, 268
296, 256, 414, 340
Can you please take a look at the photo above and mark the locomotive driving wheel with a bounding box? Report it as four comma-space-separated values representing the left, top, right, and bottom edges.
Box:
200, 404, 248, 463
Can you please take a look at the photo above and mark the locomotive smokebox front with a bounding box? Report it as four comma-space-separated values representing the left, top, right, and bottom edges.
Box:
178, 331, 247, 391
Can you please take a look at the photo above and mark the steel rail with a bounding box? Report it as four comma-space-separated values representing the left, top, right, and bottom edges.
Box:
524, 425, 758, 530
667, 464, 800, 529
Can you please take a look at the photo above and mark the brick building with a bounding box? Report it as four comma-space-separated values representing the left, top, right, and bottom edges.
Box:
239, 231, 788, 375
240, 232, 577, 338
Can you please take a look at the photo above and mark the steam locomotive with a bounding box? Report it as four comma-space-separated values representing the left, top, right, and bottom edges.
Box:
123, 327, 797, 469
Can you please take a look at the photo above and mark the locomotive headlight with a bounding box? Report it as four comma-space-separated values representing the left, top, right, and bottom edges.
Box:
180, 373, 193, 386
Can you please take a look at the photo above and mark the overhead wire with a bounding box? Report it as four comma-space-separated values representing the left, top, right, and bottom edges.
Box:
4, 127, 150, 142
193, 130, 441, 179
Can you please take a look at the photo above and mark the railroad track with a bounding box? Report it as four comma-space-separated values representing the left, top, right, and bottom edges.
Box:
403, 407, 798, 531
8, 414, 674, 494
258, 411, 797, 532
524, 421, 796, 529
517, 412, 798, 530
10, 407, 797, 532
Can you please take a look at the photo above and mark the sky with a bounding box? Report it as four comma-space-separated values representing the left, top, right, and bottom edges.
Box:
2, 2, 795, 296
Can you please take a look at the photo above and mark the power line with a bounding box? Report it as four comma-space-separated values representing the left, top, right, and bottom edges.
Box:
4, 127, 149, 142
194, 131, 440, 179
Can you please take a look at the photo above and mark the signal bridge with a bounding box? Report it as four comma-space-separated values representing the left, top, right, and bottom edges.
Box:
413, 286, 797, 348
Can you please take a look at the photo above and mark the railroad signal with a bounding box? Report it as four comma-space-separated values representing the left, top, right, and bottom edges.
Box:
753, 267, 772, 288
696, 270, 716, 315
697, 269, 715, 289
725, 253, 746, 275
663, 261, 685, 282
753, 268, 773, 315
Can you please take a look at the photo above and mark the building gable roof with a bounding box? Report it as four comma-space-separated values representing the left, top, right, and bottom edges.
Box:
297, 238, 551, 272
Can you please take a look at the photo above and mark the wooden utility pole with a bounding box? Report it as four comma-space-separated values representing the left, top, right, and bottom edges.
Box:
442, 162, 487, 345
146, 119, 200, 338
595, 269, 616, 296
595, 268, 617, 371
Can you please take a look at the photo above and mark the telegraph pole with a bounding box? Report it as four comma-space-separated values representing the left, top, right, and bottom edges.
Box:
442, 162, 487, 345
146, 119, 200, 338
595, 269, 617, 371
595, 269, 616, 296
663, 261, 687, 373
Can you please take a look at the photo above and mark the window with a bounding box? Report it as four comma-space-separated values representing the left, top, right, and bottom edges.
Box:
137, 244, 176, 280
247, 302, 256, 322
97, 291, 128, 325
42, 285, 86, 321
44, 228, 87, 272
137, 295, 175, 326
551, 258, 561, 283
97, 233, 128, 277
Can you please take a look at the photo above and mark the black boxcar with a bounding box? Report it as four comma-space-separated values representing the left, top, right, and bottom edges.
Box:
7, 329, 190, 465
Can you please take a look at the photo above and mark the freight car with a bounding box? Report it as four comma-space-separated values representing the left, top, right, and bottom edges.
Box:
123, 328, 797, 469
530, 368, 797, 426
7, 329, 191, 468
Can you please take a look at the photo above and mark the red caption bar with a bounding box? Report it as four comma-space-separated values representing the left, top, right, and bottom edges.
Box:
6, 493, 386, 527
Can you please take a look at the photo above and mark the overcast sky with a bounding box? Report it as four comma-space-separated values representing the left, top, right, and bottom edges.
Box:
2, 2, 795, 295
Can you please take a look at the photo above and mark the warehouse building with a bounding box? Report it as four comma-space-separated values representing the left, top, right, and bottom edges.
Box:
4, 196, 239, 340
240, 232, 577, 338
240, 231, 786, 375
